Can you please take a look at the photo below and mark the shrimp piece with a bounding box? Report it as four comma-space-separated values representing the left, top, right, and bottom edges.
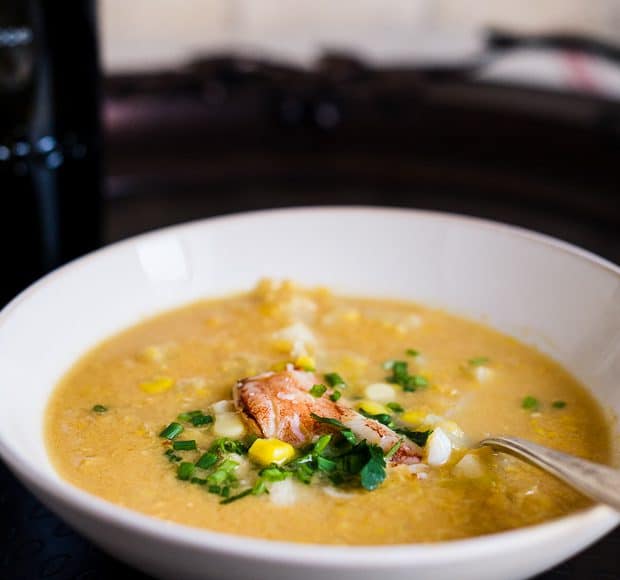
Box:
233, 369, 421, 464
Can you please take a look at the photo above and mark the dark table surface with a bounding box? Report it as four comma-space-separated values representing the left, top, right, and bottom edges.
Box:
1, 192, 619, 580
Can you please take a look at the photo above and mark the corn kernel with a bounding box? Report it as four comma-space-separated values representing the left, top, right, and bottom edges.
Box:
357, 400, 389, 416
139, 376, 174, 394
294, 355, 315, 371
249, 438, 296, 466
401, 410, 426, 427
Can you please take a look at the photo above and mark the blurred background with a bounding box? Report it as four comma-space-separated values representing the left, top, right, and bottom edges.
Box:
1, 1, 620, 577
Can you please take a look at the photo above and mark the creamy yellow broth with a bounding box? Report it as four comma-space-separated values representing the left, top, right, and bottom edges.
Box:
46, 280, 611, 544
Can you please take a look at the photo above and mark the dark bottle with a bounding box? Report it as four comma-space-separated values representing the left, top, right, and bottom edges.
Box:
0, 1, 102, 306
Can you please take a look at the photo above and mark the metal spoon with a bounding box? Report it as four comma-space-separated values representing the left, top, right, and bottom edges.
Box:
479, 436, 620, 512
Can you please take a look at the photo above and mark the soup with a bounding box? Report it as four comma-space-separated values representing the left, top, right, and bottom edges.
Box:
46, 280, 611, 544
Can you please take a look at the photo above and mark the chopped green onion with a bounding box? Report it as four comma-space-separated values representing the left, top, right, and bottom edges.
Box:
220, 488, 253, 504
163, 449, 182, 462
309, 384, 327, 397
386, 402, 404, 413
209, 438, 247, 455
341, 430, 357, 444
317, 456, 337, 472
259, 466, 289, 482
396, 428, 432, 447
325, 372, 346, 387
177, 410, 203, 422
313, 434, 332, 455
385, 439, 403, 460
177, 462, 195, 480
552, 400, 567, 409
191, 414, 214, 427
190, 477, 206, 485
310, 413, 347, 429
405, 349, 419, 357
92, 404, 108, 413
385, 360, 428, 392
196, 452, 218, 470
330, 390, 342, 402
173, 439, 197, 451
522, 396, 540, 411
159, 422, 184, 440
468, 356, 489, 367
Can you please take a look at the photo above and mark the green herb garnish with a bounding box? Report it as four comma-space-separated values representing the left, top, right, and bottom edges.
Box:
196, 452, 218, 470
386, 402, 404, 413
552, 400, 567, 409
309, 384, 327, 398
177, 410, 214, 427
359, 445, 387, 491
220, 488, 253, 505
177, 462, 195, 480
159, 422, 184, 440
385, 360, 428, 392
173, 439, 197, 451
164, 448, 182, 462
330, 390, 342, 402
209, 438, 248, 455
405, 349, 419, 357
522, 396, 540, 411
468, 356, 489, 367
325, 372, 346, 387
92, 404, 108, 413
259, 466, 290, 482
396, 428, 432, 447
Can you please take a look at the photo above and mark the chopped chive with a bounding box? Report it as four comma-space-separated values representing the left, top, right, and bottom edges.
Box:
522, 396, 540, 411
552, 400, 567, 409
196, 452, 218, 470
386, 402, 404, 413
159, 422, 184, 440
191, 414, 214, 427
341, 429, 357, 445
385, 360, 428, 392
405, 349, 419, 357
325, 372, 346, 387
177, 462, 195, 480
309, 384, 327, 398
92, 404, 108, 413
313, 434, 332, 456
173, 439, 197, 451
385, 439, 403, 460
259, 466, 289, 482
190, 477, 207, 485
177, 410, 203, 422
220, 488, 253, 504
317, 456, 337, 472
468, 356, 489, 367
164, 449, 182, 462
330, 390, 342, 402
252, 479, 269, 496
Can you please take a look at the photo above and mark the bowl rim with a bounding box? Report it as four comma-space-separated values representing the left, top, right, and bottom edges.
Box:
0, 205, 618, 566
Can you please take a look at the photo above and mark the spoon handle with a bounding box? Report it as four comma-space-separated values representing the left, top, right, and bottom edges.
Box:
479, 436, 620, 512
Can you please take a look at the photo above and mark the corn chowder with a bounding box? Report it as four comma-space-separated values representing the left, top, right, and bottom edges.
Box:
46, 280, 611, 544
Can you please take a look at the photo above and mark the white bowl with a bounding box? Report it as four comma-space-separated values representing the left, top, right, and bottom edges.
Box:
0, 207, 618, 580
